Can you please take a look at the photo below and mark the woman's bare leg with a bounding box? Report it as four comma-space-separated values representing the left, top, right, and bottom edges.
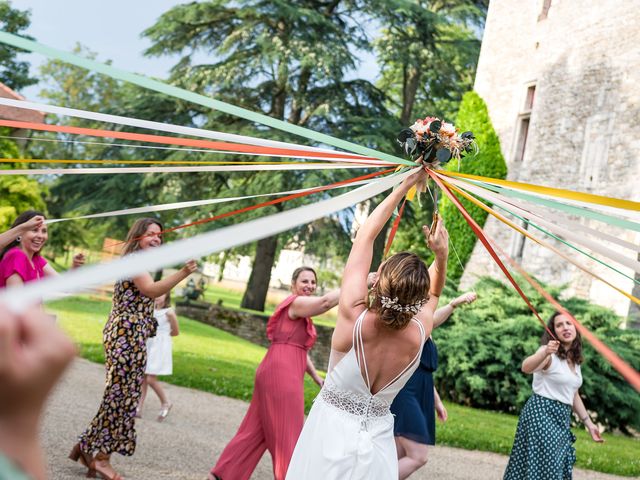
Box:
397, 436, 429, 480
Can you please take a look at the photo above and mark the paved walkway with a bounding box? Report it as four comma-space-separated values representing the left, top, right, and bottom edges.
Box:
42, 358, 626, 480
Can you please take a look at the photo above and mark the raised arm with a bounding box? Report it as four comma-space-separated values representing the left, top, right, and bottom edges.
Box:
0, 216, 44, 251
521, 341, 559, 374
289, 289, 340, 320
433, 291, 477, 328
573, 391, 603, 442
133, 260, 197, 298
338, 169, 427, 321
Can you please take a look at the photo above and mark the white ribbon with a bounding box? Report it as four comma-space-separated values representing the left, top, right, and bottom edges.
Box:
1, 168, 417, 312
46, 178, 376, 223
445, 175, 640, 274
0, 163, 373, 176
0, 98, 382, 159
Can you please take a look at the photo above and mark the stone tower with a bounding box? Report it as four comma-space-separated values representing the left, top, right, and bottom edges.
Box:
460, 0, 640, 323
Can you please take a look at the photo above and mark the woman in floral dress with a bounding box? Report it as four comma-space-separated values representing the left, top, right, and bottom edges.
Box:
69, 218, 197, 480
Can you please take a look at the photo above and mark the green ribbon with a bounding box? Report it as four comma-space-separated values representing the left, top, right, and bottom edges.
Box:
463, 178, 640, 233
0, 31, 415, 166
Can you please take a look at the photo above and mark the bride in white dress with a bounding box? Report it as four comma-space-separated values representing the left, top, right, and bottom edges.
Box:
286, 168, 449, 480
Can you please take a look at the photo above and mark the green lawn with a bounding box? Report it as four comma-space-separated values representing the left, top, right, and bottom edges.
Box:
47, 295, 639, 477
202, 283, 338, 327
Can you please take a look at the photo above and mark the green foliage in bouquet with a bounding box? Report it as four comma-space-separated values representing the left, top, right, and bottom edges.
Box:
439, 91, 507, 286
435, 276, 640, 434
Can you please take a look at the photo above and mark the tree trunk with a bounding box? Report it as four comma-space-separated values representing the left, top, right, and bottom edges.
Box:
240, 235, 278, 311
400, 67, 421, 125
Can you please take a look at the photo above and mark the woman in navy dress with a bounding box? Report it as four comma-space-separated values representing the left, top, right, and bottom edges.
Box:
391, 292, 476, 479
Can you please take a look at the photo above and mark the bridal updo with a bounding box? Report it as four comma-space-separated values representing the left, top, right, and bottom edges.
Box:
370, 252, 430, 330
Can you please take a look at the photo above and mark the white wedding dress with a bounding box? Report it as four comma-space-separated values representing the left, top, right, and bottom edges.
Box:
286, 309, 425, 480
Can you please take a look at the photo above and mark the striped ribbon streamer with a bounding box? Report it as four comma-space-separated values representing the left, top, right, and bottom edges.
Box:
0, 168, 418, 312
0, 97, 364, 156
443, 175, 640, 275
0, 119, 386, 164
486, 235, 640, 393
439, 170, 640, 212
2, 159, 364, 166
0, 32, 415, 166
427, 169, 557, 339
47, 178, 377, 224
0, 163, 374, 176
437, 175, 640, 306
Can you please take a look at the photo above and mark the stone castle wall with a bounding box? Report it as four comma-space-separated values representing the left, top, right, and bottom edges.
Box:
462, 0, 640, 319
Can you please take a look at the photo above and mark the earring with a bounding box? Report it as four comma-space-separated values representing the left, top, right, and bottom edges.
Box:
15, 236, 21, 242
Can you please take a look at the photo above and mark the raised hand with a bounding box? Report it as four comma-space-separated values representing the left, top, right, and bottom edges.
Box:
182, 259, 198, 275
72, 253, 85, 269
424, 219, 449, 257
544, 340, 560, 356
451, 291, 477, 308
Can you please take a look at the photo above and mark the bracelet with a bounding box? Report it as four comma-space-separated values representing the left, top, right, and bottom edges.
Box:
581, 415, 590, 423
449, 302, 456, 310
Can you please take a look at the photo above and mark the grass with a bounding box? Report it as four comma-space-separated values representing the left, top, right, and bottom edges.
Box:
202, 282, 338, 327
47, 295, 640, 477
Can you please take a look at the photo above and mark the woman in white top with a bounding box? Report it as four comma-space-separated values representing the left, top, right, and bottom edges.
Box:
286, 168, 449, 480
138, 291, 179, 422
504, 311, 603, 480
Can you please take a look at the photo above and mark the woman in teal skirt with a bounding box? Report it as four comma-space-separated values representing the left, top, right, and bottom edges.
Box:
504, 311, 603, 480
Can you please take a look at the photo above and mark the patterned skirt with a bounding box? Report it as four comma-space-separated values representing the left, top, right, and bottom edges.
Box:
504, 394, 576, 480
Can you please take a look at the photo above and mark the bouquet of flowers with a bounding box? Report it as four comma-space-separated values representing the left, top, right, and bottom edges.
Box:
397, 117, 476, 165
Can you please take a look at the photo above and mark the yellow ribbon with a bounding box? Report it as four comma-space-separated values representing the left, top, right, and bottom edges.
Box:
437, 174, 640, 306
438, 170, 640, 212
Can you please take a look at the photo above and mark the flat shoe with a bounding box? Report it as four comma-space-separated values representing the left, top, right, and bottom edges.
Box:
157, 402, 172, 422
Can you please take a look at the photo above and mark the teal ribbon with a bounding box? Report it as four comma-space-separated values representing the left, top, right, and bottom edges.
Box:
0, 31, 415, 166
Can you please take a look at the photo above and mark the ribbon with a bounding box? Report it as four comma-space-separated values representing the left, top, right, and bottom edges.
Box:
47, 178, 378, 224
436, 173, 640, 306
427, 169, 556, 338
0, 168, 419, 312
1, 158, 365, 166
0, 163, 376, 176
0, 97, 363, 156
0, 119, 385, 163
0, 32, 415, 166
444, 176, 640, 275
384, 198, 407, 257
439, 170, 640, 212
486, 236, 640, 393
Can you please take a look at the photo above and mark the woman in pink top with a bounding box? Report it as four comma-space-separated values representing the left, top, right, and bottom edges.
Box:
210, 267, 340, 480
0, 210, 84, 288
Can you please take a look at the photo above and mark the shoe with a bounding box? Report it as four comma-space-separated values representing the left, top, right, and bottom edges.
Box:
91, 453, 124, 480
68, 443, 96, 478
157, 402, 172, 422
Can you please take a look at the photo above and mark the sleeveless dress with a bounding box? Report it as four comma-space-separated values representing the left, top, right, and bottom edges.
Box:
504, 354, 583, 480
145, 307, 173, 375
78, 279, 157, 455
390, 337, 438, 445
286, 309, 425, 480
212, 295, 317, 480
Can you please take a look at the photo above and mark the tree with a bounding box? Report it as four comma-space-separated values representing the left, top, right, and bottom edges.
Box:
143, 0, 389, 311
0, 0, 37, 91
0, 131, 46, 231
439, 91, 507, 285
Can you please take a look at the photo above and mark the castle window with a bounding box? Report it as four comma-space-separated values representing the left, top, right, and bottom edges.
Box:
513, 84, 535, 164
538, 0, 552, 21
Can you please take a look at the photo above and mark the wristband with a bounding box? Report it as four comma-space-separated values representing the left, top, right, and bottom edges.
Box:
581, 415, 590, 423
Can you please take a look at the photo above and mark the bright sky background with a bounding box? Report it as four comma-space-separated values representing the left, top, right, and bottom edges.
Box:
15, 0, 379, 102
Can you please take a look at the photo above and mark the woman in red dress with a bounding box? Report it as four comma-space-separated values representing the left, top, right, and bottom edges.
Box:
210, 267, 339, 480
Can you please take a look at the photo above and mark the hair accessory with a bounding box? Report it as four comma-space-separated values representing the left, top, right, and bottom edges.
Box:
397, 116, 476, 166
380, 295, 426, 314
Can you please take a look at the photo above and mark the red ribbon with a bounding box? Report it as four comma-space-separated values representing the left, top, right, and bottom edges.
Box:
0, 119, 384, 163
384, 197, 407, 257
428, 169, 556, 339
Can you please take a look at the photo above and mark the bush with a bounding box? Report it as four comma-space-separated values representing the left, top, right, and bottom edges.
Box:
435, 276, 640, 434
439, 91, 507, 286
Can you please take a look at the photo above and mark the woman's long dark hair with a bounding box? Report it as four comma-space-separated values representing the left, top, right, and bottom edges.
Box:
541, 311, 584, 365
0, 210, 46, 260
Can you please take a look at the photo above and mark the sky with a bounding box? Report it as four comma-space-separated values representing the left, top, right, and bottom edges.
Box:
14, 0, 379, 102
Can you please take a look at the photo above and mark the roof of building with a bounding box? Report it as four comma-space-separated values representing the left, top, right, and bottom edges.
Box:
0, 82, 44, 124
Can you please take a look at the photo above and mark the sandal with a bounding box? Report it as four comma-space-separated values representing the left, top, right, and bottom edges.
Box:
91, 453, 124, 480
68, 443, 96, 478
157, 402, 172, 422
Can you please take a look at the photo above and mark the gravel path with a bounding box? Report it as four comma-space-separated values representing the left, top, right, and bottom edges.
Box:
42, 358, 627, 480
